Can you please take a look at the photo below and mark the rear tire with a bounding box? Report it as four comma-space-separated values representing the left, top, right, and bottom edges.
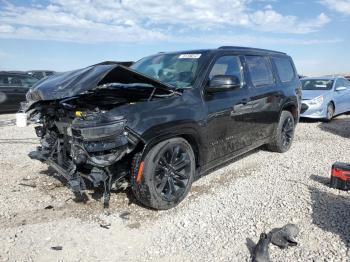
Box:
131, 137, 195, 210
267, 111, 295, 153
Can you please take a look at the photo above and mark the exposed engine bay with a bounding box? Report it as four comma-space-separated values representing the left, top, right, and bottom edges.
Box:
26, 62, 178, 207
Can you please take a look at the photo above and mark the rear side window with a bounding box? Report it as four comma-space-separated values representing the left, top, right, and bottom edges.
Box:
273, 57, 295, 82
245, 56, 274, 87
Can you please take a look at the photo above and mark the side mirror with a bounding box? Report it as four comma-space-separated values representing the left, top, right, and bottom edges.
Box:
335, 86, 347, 92
207, 75, 241, 93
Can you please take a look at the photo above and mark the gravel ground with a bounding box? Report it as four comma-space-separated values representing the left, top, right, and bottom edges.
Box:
0, 113, 349, 262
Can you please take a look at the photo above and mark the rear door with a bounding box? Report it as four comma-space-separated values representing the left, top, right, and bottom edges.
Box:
203, 54, 253, 163
243, 55, 280, 143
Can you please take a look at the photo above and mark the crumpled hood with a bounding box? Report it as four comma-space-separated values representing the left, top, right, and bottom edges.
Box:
301, 90, 331, 100
26, 62, 174, 104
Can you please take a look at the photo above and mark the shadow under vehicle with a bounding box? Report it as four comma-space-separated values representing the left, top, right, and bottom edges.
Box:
309, 186, 350, 248
26, 48, 301, 210
318, 115, 350, 138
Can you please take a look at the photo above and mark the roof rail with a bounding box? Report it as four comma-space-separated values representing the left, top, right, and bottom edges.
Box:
218, 46, 286, 54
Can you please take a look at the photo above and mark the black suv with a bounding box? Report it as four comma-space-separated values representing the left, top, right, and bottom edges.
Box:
0, 72, 38, 113
26, 47, 301, 209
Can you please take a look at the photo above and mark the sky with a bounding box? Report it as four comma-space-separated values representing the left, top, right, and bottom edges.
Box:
0, 0, 349, 76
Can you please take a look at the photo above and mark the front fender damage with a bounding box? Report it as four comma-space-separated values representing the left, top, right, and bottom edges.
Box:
26, 61, 179, 208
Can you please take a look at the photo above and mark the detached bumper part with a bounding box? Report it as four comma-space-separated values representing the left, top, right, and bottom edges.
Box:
29, 147, 82, 187
29, 148, 47, 162
29, 130, 134, 207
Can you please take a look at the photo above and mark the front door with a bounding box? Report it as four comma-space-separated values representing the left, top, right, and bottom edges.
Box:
334, 78, 350, 114
203, 55, 252, 163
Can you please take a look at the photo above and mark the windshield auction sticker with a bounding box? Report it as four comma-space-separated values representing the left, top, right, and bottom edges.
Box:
178, 54, 201, 59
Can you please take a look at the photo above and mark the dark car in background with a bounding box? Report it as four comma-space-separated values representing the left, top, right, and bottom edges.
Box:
0, 72, 39, 113
27, 70, 55, 80
26, 47, 301, 209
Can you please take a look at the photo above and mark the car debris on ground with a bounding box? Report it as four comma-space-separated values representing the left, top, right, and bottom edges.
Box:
252, 224, 299, 262
50, 246, 63, 251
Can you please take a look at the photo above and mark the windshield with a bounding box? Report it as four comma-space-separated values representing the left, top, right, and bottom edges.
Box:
301, 79, 334, 90
131, 53, 205, 88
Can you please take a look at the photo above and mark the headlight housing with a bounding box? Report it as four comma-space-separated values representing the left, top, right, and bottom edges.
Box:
309, 95, 324, 105
73, 121, 125, 140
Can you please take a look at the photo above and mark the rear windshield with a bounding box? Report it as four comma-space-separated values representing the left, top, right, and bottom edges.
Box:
301, 79, 334, 90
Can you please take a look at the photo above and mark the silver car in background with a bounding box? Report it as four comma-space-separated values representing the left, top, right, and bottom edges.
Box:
300, 76, 350, 121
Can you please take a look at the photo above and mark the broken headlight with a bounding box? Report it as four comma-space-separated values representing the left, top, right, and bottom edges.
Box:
73, 121, 125, 140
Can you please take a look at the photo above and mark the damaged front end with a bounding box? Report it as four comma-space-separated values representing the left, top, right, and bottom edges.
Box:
29, 107, 140, 207
26, 62, 177, 207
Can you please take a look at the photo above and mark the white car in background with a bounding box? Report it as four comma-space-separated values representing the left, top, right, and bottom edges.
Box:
300, 76, 350, 121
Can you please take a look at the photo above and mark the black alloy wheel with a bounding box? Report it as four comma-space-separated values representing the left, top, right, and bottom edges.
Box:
266, 110, 295, 153
131, 137, 195, 210
281, 116, 294, 148
155, 144, 191, 201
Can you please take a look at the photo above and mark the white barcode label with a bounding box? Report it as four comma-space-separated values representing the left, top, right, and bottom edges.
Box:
178, 54, 201, 59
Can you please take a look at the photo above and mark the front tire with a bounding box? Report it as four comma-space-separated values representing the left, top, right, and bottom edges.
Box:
131, 137, 195, 210
325, 103, 334, 122
267, 111, 295, 153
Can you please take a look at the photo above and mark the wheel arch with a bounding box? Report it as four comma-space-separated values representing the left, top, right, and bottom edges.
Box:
281, 102, 299, 122
328, 100, 335, 110
139, 132, 202, 169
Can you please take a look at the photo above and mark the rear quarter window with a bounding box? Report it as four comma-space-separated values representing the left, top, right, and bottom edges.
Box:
245, 56, 274, 87
273, 57, 296, 82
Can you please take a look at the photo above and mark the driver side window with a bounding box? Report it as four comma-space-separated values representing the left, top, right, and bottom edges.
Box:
335, 79, 346, 88
341, 78, 350, 87
209, 56, 243, 86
